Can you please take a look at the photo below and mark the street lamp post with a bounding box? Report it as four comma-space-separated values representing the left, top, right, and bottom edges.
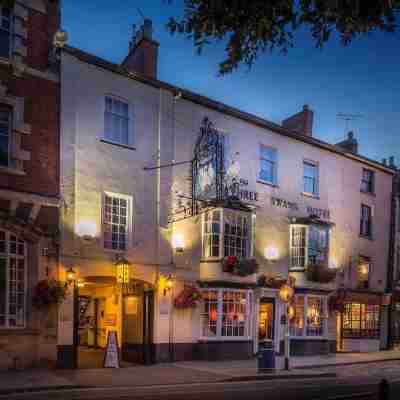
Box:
278, 283, 294, 371
66, 267, 78, 369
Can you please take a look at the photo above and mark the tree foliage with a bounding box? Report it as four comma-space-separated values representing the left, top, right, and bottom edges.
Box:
167, 0, 399, 74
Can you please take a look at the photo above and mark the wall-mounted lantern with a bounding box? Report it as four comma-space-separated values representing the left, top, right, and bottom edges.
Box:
161, 274, 174, 296
66, 267, 77, 284
76, 220, 97, 241
265, 246, 279, 262
172, 233, 185, 253
115, 256, 131, 287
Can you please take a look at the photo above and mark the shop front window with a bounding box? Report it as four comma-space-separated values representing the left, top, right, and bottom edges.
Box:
342, 303, 380, 339
0, 230, 26, 328
289, 295, 326, 337
290, 225, 330, 270
201, 289, 252, 339
203, 209, 251, 259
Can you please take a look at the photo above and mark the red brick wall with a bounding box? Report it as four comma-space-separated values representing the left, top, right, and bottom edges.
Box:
26, 1, 60, 71
0, 1, 60, 197
0, 75, 59, 197
123, 39, 159, 79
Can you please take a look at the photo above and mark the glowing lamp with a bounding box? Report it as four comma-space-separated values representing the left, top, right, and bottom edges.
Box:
66, 267, 77, 283
172, 233, 185, 253
288, 305, 295, 320
329, 259, 338, 269
77, 280, 85, 288
115, 257, 131, 286
76, 220, 97, 240
265, 246, 279, 262
278, 283, 294, 304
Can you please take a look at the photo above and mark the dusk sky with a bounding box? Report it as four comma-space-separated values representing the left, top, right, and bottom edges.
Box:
62, 1, 400, 165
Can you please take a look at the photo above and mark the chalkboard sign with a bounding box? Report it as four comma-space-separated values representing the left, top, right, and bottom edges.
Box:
103, 331, 120, 368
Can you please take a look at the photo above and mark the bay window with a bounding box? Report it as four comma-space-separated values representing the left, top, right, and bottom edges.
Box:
289, 295, 326, 337
290, 224, 330, 270
201, 289, 252, 339
342, 303, 380, 339
203, 209, 251, 259
0, 230, 26, 328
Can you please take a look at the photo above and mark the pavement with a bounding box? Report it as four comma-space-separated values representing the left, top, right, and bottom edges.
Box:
0, 350, 399, 395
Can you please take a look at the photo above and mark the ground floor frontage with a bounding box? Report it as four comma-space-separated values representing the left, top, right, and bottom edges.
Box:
54, 264, 392, 369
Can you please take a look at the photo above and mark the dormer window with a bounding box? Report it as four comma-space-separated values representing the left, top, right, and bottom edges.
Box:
290, 221, 331, 271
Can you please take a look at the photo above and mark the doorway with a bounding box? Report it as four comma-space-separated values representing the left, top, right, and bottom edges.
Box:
121, 288, 154, 365
259, 298, 275, 345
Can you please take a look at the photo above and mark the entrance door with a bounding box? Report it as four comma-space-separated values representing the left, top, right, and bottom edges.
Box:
122, 290, 154, 364
259, 298, 275, 344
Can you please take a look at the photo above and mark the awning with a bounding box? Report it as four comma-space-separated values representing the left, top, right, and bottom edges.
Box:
289, 216, 335, 228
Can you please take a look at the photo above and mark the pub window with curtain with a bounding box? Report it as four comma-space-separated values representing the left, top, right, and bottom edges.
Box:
290, 224, 330, 270
360, 204, 372, 238
303, 160, 319, 197
361, 169, 375, 194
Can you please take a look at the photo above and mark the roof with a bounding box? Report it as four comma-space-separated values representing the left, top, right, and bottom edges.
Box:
62, 45, 395, 176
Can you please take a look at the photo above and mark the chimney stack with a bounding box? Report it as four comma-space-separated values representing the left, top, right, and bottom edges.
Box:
282, 104, 314, 137
122, 19, 159, 79
335, 131, 358, 154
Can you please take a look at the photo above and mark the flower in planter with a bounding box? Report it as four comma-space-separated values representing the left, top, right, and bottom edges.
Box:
32, 279, 69, 308
223, 257, 258, 277
174, 286, 203, 310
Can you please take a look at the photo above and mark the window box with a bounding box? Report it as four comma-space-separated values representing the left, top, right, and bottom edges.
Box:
222, 256, 258, 277
306, 264, 337, 283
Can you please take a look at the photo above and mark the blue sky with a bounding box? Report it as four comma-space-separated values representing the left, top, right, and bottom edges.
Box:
62, 0, 400, 164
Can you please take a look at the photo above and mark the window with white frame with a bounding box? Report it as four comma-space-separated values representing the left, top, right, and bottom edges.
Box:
201, 289, 252, 339
104, 96, 131, 146
303, 161, 319, 196
290, 225, 330, 270
0, 7, 11, 60
0, 106, 11, 167
0, 230, 26, 328
361, 169, 374, 194
289, 294, 326, 338
203, 209, 251, 259
360, 204, 372, 238
103, 193, 131, 251
259, 145, 277, 185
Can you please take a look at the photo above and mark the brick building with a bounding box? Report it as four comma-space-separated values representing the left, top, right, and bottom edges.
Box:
0, 0, 60, 369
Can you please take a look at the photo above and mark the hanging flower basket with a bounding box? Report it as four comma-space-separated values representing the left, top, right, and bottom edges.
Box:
306, 264, 337, 283
223, 256, 259, 277
174, 285, 202, 309
32, 279, 69, 308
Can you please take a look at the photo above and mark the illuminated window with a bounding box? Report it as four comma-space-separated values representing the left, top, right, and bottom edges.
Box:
103, 193, 131, 251
357, 256, 370, 289
201, 289, 252, 339
290, 225, 330, 270
259, 145, 277, 185
0, 106, 11, 167
203, 209, 251, 259
104, 96, 131, 146
360, 204, 372, 237
303, 161, 319, 196
0, 7, 11, 60
289, 295, 326, 337
343, 303, 380, 338
361, 169, 374, 194
0, 230, 26, 328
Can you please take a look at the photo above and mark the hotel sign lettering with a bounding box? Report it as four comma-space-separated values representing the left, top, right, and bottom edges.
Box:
271, 197, 330, 220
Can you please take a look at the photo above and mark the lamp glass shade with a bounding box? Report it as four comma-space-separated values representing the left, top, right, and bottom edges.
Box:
265, 246, 279, 261
172, 233, 185, 251
66, 267, 77, 282
278, 284, 294, 304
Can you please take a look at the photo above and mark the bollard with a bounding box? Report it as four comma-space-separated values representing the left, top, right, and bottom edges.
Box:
380, 379, 390, 400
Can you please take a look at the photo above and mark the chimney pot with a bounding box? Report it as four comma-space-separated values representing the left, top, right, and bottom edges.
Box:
348, 131, 354, 140
382, 158, 387, 165
122, 19, 159, 79
389, 156, 395, 167
282, 105, 314, 137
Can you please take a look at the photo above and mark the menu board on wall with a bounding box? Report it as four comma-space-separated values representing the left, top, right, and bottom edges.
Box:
103, 331, 120, 368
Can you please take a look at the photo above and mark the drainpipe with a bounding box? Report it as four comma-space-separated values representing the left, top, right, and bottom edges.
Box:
387, 172, 398, 349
